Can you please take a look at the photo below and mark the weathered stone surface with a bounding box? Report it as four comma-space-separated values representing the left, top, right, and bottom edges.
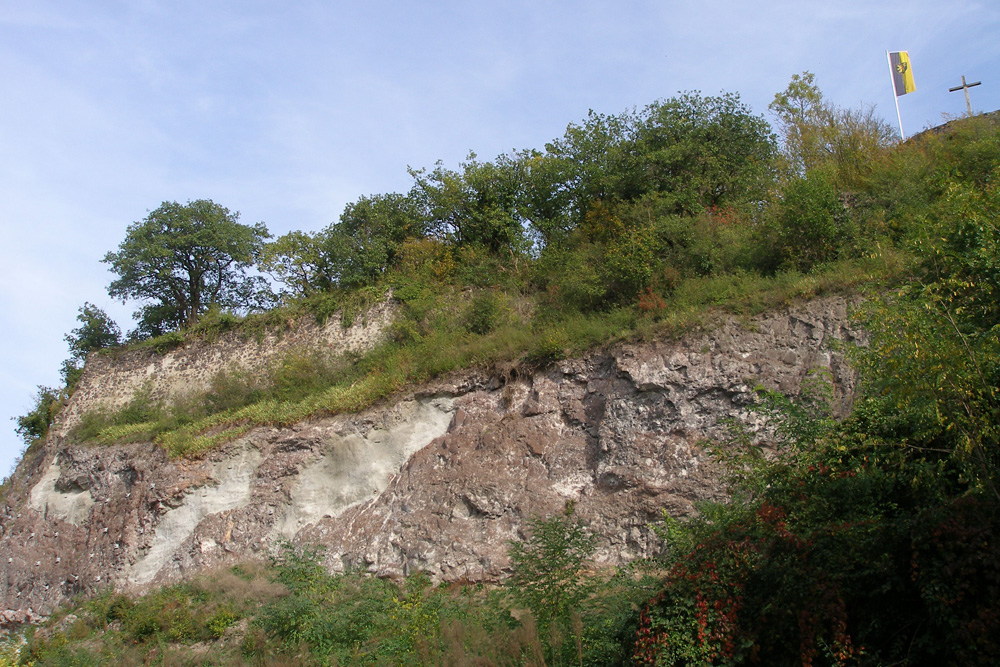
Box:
54, 299, 397, 437
0, 296, 862, 623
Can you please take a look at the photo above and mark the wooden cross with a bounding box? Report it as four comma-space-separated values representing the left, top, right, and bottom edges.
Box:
948, 75, 982, 116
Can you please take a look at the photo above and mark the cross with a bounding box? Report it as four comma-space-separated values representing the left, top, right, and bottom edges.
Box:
948, 75, 982, 116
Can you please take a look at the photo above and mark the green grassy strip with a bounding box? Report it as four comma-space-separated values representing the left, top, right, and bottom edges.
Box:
81, 251, 908, 459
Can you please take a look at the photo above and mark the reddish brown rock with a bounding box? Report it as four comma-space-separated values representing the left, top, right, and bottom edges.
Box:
0, 296, 861, 623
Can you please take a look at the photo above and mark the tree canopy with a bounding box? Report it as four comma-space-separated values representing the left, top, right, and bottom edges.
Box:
769, 71, 897, 185
103, 199, 271, 336
60, 302, 121, 389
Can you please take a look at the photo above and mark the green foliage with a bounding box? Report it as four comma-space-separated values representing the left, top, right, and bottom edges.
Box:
507, 508, 603, 665
63, 302, 122, 361
322, 192, 428, 290
909, 495, 1000, 663
140, 329, 186, 354
200, 364, 266, 414
854, 171, 1000, 497
268, 348, 352, 403
259, 544, 507, 665
20, 82, 1000, 667
536, 91, 776, 243
465, 290, 507, 335
71, 380, 173, 445
632, 92, 777, 214
246, 536, 648, 666
771, 170, 851, 271
394, 236, 457, 285
516, 148, 578, 247
770, 71, 897, 187
0, 636, 32, 667
16, 522, 647, 666
508, 509, 597, 633
269, 542, 329, 591
410, 152, 529, 257
60, 302, 122, 390
769, 71, 829, 176
187, 304, 243, 343
534, 201, 665, 312
20, 568, 286, 666
70, 253, 874, 460
206, 606, 240, 639
633, 115, 1000, 664
104, 199, 272, 337
259, 229, 334, 299
14, 386, 64, 444
533, 240, 610, 312
634, 375, 996, 665
599, 213, 658, 301
541, 107, 638, 231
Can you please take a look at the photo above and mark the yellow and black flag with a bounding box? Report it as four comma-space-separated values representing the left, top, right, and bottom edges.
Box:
889, 51, 916, 96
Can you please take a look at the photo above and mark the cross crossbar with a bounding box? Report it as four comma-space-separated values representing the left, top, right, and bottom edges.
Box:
949, 75, 982, 116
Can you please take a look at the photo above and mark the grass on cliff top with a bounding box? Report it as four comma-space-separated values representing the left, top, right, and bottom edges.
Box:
72, 250, 905, 459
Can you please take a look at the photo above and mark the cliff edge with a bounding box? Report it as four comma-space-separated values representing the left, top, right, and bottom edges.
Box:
0, 295, 861, 623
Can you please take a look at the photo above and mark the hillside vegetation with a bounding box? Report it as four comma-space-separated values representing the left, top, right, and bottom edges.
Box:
6, 75, 1000, 665
18, 74, 908, 457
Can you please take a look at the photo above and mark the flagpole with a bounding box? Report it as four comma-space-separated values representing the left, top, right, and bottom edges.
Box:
887, 51, 906, 140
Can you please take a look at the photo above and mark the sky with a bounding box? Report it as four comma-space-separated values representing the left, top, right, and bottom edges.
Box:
2, 0, 998, 477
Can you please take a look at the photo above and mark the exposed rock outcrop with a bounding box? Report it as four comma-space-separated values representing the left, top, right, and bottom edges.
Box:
0, 296, 861, 622
55, 299, 397, 438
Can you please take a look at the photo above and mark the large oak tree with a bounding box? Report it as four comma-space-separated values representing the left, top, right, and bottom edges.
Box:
103, 199, 271, 337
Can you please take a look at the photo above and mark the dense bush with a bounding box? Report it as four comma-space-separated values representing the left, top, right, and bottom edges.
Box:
771, 170, 851, 271
633, 380, 999, 665
631, 111, 1000, 666
13, 386, 64, 445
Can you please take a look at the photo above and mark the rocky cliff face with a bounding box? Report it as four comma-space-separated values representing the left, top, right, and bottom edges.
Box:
0, 296, 861, 624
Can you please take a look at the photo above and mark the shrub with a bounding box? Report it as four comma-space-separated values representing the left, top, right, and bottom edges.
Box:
190, 305, 242, 341
507, 508, 597, 664
206, 607, 241, 639
395, 237, 456, 284
269, 348, 349, 403
14, 386, 63, 444
534, 241, 609, 313
773, 170, 852, 271
202, 365, 267, 414
465, 290, 506, 335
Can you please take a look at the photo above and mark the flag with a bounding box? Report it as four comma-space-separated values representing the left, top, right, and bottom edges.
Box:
889, 51, 916, 96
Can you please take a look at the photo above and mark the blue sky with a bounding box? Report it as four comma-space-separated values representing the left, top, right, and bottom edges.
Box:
2, 0, 998, 476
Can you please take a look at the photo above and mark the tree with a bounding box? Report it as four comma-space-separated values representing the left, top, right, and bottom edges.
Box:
536, 92, 776, 241
259, 230, 334, 300
409, 153, 529, 256
768, 71, 830, 176
60, 302, 122, 389
770, 72, 896, 185
103, 200, 271, 336
261, 193, 426, 298
772, 170, 850, 271
327, 192, 426, 287
508, 510, 596, 635
65, 302, 121, 359
542, 108, 638, 231
14, 386, 63, 444
514, 148, 577, 249
632, 92, 777, 214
